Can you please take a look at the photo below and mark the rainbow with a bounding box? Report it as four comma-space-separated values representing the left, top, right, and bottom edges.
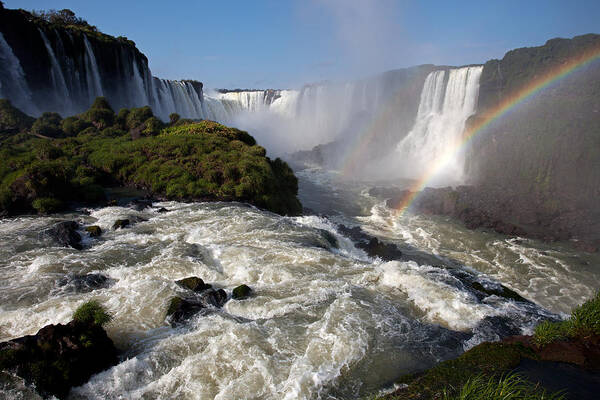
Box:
342, 43, 600, 212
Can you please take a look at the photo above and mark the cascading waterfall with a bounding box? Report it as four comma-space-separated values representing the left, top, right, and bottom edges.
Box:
38, 28, 73, 115
83, 35, 104, 103
0, 32, 38, 115
393, 66, 483, 183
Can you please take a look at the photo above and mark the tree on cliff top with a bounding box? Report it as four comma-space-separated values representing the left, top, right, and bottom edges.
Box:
31, 8, 97, 31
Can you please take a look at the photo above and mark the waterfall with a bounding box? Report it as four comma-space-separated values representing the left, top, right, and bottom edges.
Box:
394, 66, 483, 183
131, 61, 150, 108
0, 32, 38, 115
83, 35, 104, 103
38, 29, 72, 115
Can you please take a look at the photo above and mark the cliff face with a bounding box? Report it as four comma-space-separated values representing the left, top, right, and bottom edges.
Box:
464, 34, 600, 244
0, 7, 205, 120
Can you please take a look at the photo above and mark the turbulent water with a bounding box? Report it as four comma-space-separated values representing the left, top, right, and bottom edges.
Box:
1, 169, 598, 400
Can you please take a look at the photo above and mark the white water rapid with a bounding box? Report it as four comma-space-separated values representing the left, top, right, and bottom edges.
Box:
2, 171, 598, 399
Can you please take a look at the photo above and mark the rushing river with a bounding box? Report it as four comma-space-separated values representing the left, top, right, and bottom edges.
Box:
1, 168, 599, 399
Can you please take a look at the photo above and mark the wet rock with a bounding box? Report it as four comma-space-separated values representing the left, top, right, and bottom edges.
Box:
57, 273, 113, 293
356, 237, 403, 261
85, 225, 102, 237
0, 320, 118, 399
157, 207, 169, 213
471, 281, 529, 303
129, 198, 152, 211
112, 219, 129, 230
505, 335, 600, 369
319, 229, 339, 249
337, 224, 368, 242
337, 224, 403, 260
232, 284, 252, 300
472, 315, 523, 341
44, 221, 82, 250
201, 288, 228, 307
175, 277, 211, 292
166, 288, 228, 325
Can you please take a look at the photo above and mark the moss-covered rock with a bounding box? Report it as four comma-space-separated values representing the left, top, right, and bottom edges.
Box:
232, 284, 252, 300
85, 225, 102, 237
0, 308, 117, 399
176, 277, 211, 292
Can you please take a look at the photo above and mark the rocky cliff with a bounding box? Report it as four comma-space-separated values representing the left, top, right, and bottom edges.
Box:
463, 34, 600, 247
0, 6, 208, 121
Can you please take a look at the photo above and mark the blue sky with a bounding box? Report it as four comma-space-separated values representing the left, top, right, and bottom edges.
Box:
5, 0, 600, 89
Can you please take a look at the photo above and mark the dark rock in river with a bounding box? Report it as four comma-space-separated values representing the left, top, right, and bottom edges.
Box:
0, 320, 118, 399
57, 273, 114, 293
176, 277, 212, 292
470, 281, 529, 303
337, 224, 402, 260
318, 229, 339, 249
112, 219, 130, 230
129, 198, 153, 211
357, 237, 403, 261
232, 284, 252, 300
85, 225, 102, 237
157, 207, 169, 213
166, 288, 228, 325
44, 221, 82, 250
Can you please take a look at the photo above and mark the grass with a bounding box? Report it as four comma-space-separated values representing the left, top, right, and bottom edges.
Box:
72, 300, 112, 326
533, 291, 600, 347
443, 373, 565, 400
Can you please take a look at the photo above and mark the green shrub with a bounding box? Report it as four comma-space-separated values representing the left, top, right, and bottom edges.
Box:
142, 116, 164, 136
34, 142, 63, 160
126, 106, 153, 130
31, 112, 63, 137
443, 373, 565, 400
61, 116, 91, 136
31, 197, 63, 214
0, 99, 35, 134
72, 300, 112, 326
116, 108, 130, 129
82, 97, 115, 128
169, 113, 180, 125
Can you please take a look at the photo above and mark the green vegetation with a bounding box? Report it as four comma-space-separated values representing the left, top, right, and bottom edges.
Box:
24, 8, 136, 46
72, 300, 112, 326
0, 97, 301, 216
0, 99, 35, 134
380, 342, 535, 399
533, 291, 600, 347
373, 292, 600, 399
443, 373, 564, 400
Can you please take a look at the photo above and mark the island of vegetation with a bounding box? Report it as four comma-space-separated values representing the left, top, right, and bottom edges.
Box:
0, 97, 302, 216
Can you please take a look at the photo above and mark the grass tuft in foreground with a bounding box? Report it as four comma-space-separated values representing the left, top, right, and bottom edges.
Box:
72, 300, 112, 326
443, 373, 565, 400
533, 291, 600, 347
